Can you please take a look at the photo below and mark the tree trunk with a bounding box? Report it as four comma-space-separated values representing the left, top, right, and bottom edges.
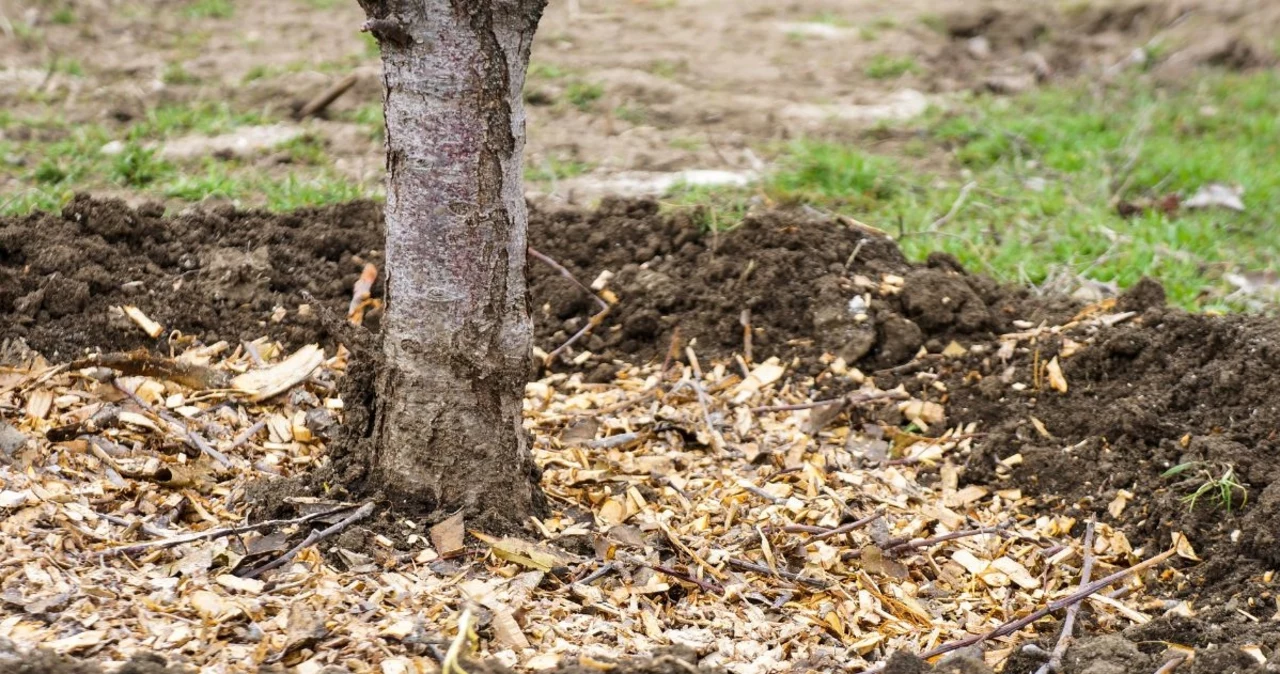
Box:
358, 0, 547, 531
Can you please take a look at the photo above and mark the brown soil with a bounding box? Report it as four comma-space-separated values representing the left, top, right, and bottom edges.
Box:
0, 648, 185, 674
0, 195, 1074, 374
5, 197, 1280, 670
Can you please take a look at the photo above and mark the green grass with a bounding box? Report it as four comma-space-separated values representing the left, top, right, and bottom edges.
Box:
566, 81, 604, 111
0, 105, 373, 216
183, 0, 233, 19
162, 62, 201, 85
527, 156, 591, 183
669, 71, 1280, 310
865, 54, 920, 80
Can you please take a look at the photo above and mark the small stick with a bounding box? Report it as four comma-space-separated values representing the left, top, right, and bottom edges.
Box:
929, 180, 977, 231
669, 379, 724, 451
97, 512, 172, 539
807, 510, 885, 544
114, 381, 232, 468
240, 502, 376, 579
96, 503, 362, 557
228, 419, 267, 451
863, 546, 1179, 673
740, 309, 753, 363
1038, 520, 1096, 674
885, 524, 1010, 555
648, 563, 725, 595
573, 562, 619, 587
528, 246, 610, 364
296, 72, 359, 119
726, 558, 827, 589
750, 390, 907, 414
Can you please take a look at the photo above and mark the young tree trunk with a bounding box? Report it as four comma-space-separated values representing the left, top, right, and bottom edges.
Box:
357, 0, 547, 531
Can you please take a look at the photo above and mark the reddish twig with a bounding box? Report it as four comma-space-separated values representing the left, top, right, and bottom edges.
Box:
885, 524, 1011, 555
1037, 520, 1096, 674
647, 563, 725, 595
529, 246, 611, 364
806, 510, 885, 544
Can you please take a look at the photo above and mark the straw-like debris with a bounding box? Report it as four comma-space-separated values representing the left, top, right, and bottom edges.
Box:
0, 306, 1191, 673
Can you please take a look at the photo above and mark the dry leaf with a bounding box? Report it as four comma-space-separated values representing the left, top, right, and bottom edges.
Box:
430, 512, 466, 556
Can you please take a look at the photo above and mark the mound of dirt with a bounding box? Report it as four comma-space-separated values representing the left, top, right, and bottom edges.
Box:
0, 195, 1075, 376
0, 195, 385, 360
529, 198, 1081, 376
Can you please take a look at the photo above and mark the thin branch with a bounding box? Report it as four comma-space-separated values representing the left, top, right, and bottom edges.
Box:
807, 510, 885, 544
528, 246, 611, 364
296, 72, 359, 120
863, 546, 1179, 673
96, 503, 362, 557
928, 180, 977, 231
1038, 520, 1097, 674
240, 502, 376, 579
228, 419, 267, 451
726, 558, 827, 589
749, 390, 907, 414
885, 524, 1010, 555
647, 563, 725, 595
114, 380, 232, 467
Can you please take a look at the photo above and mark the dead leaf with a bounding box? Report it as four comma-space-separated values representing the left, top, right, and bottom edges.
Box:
430, 512, 466, 556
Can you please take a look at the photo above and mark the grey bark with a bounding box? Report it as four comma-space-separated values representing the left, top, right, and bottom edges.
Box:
358, 0, 547, 530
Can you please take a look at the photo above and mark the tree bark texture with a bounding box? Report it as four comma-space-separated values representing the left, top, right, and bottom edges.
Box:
358, 0, 547, 530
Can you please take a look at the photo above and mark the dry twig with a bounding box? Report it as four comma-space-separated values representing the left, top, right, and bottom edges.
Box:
528, 246, 610, 364
1037, 520, 1097, 674
296, 72, 359, 119
113, 380, 233, 468
240, 502, 376, 579
97, 503, 363, 557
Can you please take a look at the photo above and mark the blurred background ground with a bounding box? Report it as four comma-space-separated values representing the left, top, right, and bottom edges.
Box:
2, 0, 1279, 309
